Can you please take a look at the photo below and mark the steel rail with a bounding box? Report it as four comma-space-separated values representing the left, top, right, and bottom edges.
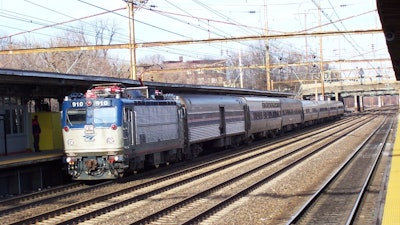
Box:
286, 116, 390, 225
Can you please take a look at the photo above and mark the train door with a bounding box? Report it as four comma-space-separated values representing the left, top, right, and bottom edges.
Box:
0, 111, 5, 155
243, 105, 250, 132
123, 107, 135, 148
219, 106, 226, 135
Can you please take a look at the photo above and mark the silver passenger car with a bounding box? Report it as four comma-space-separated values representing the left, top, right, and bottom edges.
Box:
314, 100, 344, 121
301, 100, 320, 126
177, 94, 246, 149
280, 98, 303, 131
337, 101, 345, 115
242, 96, 282, 138
317, 101, 330, 120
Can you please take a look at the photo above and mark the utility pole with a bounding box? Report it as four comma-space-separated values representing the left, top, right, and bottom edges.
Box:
127, 1, 137, 80
264, 0, 271, 91
318, 1, 325, 100
303, 12, 309, 79
238, 45, 244, 88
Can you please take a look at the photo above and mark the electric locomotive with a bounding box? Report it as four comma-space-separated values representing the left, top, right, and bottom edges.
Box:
61, 84, 184, 180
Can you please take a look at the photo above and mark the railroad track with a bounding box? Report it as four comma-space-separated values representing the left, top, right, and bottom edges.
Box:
0, 182, 87, 213
286, 115, 394, 225
1, 115, 373, 225
131, 115, 376, 225
0, 117, 353, 209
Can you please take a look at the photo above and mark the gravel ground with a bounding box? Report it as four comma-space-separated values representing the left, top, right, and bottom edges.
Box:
86, 116, 376, 224
207, 116, 385, 225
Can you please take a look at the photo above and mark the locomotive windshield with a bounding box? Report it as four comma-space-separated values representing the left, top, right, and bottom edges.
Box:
66, 108, 86, 125
93, 107, 117, 124
66, 107, 118, 126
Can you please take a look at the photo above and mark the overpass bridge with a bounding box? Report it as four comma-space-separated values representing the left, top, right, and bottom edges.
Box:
301, 79, 399, 98
300, 78, 399, 111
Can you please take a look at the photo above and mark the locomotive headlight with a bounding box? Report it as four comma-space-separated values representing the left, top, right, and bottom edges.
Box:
67, 139, 74, 146
114, 155, 124, 161
106, 137, 115, 144
66, 157, 75, 164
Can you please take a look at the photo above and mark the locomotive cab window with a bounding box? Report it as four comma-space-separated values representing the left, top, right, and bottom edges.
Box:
67, 108, 87, 125
94, 107, 117, 124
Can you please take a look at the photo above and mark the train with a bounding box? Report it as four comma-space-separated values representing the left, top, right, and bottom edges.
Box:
61, 83, 344, 180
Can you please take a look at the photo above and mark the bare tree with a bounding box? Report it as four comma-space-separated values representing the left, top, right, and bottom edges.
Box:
0, 20, 130, 78
137, 54, 166, 81
137, 54, 165, 66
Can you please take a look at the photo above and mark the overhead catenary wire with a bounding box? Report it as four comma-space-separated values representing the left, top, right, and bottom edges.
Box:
310, 0, 378, 72
78, 0, 219, 60
160, 0, 272, 59
0, 7, 128, 42
192, 0, 262, 36
2, 1, 129, 44
79, 0, 266, 60
24, 0, 130, 43
145, 4, 255, 59
145, 7, 279, 34
0, 0, 310, 61
1, 0, 210, 61
78, 0, 192, 40
164, 0, 233, 38
120, 0, 258, 58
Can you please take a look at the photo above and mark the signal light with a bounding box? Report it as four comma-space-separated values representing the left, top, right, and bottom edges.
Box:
63, 126, 69, 132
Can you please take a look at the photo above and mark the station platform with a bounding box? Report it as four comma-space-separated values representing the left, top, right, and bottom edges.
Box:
382, 114, 400, 224
0, 150, 64, 169
0, 150, 66, 197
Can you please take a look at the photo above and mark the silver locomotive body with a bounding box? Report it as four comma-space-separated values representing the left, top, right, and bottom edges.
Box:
62, 85, 184, 180
121, 100, 184, 171
242, 96, 282, 138
279, 98, 303, 131
177, 94, 246, 157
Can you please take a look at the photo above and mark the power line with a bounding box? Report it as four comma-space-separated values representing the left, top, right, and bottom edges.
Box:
0, 7, 127, 41
78, 0, 191, 39
192, 0, 261, 36
311, 0, 379, 73
24, 0, 129, 43
77, 0, 240, 60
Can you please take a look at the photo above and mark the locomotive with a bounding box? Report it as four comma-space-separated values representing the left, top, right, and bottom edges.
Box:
61, 83, 344, 180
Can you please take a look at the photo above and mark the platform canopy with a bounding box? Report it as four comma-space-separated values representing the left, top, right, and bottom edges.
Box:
377, 0, 400, 80
0, 68, 292, 102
